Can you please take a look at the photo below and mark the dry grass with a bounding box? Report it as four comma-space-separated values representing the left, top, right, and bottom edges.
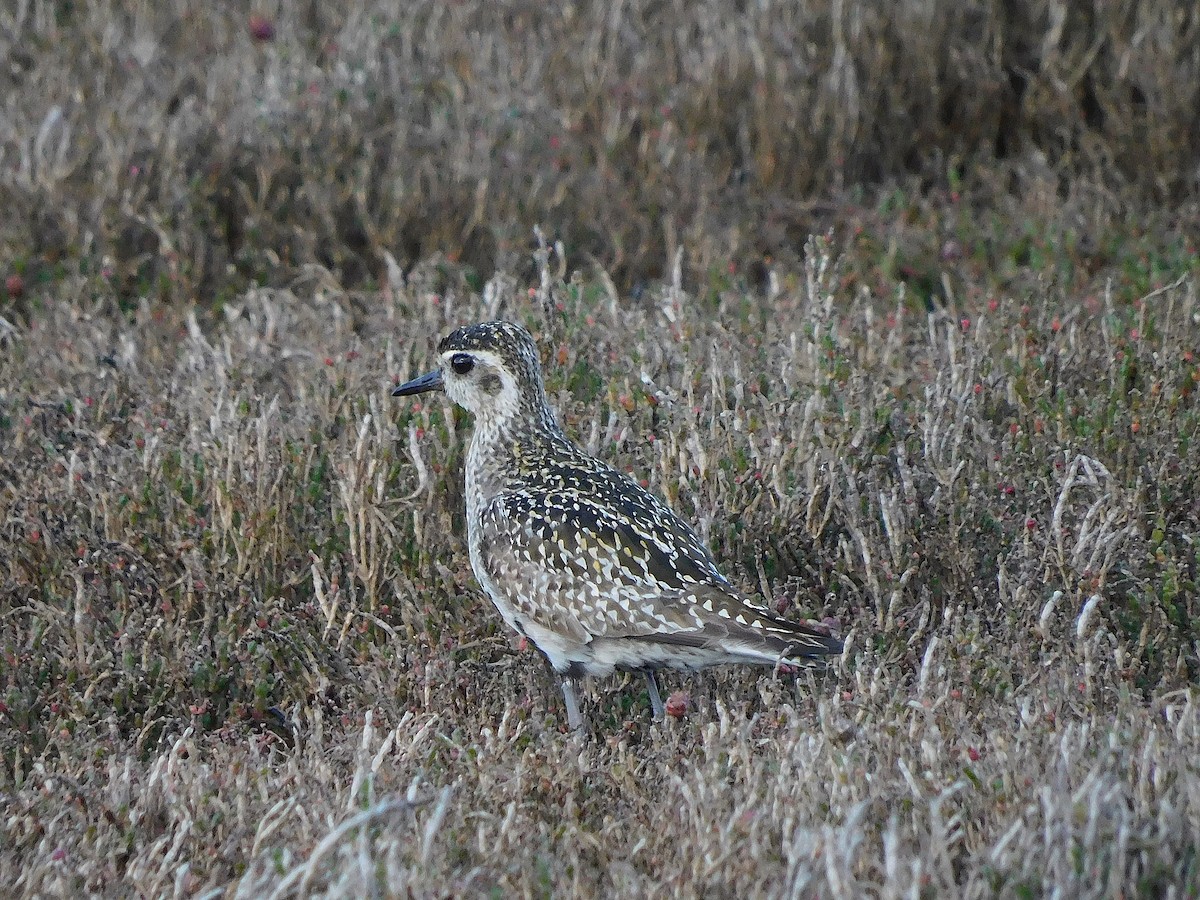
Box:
2, 1, 1200, 897
3, 239, 1198, 896
2, 0, 1198, 298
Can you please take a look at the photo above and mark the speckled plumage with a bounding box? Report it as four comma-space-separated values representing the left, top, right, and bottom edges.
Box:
394, 320, 842, 727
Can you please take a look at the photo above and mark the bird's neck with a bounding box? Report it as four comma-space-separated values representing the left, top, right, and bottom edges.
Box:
465, 411, 566, 509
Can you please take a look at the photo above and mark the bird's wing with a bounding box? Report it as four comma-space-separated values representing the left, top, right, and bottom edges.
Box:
477, 476, 839, 662
476, 480, 730, 642
623, 584, 844, 662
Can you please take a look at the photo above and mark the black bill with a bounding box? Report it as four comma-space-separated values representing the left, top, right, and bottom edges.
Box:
392, 369, 445, 396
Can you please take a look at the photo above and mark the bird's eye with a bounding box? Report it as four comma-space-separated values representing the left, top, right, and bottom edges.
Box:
450, 353, 475, 375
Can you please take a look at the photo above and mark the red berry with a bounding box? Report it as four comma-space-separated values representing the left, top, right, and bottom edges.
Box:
248, 15, 275, 41
665, 691, 690, 718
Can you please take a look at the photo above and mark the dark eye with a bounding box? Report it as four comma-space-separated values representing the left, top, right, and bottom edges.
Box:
450, 353, 474, 375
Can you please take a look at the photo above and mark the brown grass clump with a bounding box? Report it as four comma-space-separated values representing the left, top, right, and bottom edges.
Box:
2, 236, 1198, 895
1, 0, 1198, 301
2, 1, 1200, 896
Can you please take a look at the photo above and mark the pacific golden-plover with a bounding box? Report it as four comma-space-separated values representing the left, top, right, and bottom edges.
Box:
393, 321, 842, 729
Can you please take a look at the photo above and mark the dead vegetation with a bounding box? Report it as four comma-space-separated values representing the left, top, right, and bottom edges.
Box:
2, 0, 1198, 300
2, 0, 1199, 897
3, 238, 1197, 896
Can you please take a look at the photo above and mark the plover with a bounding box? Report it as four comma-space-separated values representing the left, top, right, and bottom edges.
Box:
393, 321, 841, 728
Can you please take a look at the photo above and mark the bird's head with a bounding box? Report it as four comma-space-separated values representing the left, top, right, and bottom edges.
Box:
392, 321, 553, 431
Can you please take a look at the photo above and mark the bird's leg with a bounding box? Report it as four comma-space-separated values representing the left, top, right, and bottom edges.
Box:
561, 678, 583, 730
644, 670, 665, 719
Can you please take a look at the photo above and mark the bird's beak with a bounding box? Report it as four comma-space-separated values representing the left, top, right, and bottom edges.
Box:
392, 369, 445, 396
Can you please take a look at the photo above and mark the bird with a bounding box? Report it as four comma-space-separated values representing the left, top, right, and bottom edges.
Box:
392, 320, 842, 729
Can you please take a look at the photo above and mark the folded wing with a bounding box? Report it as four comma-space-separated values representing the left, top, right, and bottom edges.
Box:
477, 471, 841, 664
